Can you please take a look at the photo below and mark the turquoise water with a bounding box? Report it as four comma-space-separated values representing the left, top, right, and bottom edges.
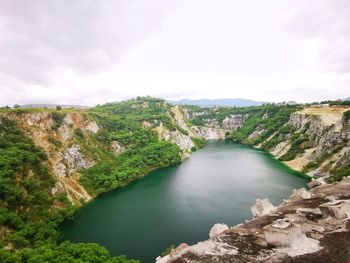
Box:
60, 140, 307, 262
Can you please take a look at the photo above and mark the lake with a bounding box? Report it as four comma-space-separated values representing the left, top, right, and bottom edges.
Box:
60, 140, 307, 262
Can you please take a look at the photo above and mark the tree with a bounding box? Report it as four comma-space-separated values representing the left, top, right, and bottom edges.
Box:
56, 105, 62, 110
13, 104, 20, 108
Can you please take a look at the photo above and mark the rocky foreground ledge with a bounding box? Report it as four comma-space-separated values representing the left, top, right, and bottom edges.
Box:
156, 177, 350, 263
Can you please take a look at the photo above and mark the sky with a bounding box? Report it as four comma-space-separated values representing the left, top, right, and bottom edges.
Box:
0, 0, 349, 106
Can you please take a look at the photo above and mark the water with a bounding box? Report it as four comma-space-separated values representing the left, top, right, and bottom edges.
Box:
60, 140, 307, 262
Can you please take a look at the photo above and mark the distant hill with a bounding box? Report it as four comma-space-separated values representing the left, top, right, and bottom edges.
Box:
169, 98, 264, 107
344, 97, 350, 101
20, 104, 90, 109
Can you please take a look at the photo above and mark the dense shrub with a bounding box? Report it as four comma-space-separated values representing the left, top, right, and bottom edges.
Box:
0, 117, 137, 262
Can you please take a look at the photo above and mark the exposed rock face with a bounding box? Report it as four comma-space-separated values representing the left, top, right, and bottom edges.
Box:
151, 122, 195, 158
251, 198, 276, 218
0, 111, 97, 205
291, 188, 312, 200
209, 224, 229, 238
269, 106, 350, 175
111, 141, 126, 155
194, 126, 227, 140
222, 114, 250, 130
64, 144, 94, 174
157, 176, 350, 263
308, 178, 326, 188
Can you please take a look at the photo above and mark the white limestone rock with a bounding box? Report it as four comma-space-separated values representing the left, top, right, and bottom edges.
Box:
111, 141, 125, 155
251, 198, 276, 218
209, 223, 229, 238
64, 144, 94, 173
291, 188, 312, 200
85, 121, 100, 134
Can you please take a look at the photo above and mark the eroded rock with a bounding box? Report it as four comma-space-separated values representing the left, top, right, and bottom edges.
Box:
209, 223, 229, 238
251, 198, 276, 217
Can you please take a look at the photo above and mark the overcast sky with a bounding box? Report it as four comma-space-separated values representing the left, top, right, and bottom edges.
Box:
0, 0, 349, 106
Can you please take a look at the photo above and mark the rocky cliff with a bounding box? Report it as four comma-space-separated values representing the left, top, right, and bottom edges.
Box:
0, 102, 203, 205
279, 107, 350, 177
2, 103, 349, 205
0, 111, 99, 205
155, 104, 350, 262
2, 99, 350, 262
184, 104, 350, 181
156, 176, 350, 263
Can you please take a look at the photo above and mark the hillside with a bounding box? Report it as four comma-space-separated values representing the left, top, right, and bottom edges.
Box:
184, 104, 350, 181
0, 97, 349, 262
0, 97, 206, 262
169, 98, 263, 107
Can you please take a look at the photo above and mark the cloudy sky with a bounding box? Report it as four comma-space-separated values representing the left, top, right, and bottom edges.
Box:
0, 0, 349, 106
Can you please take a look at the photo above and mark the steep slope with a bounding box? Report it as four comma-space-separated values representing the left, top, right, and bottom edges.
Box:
0, 97, 205, 262
184, 104, 350, 182
1, 97, 349, 262
156, 103, 350, 262
169, 98, 263, 107
0, 116, 137, 262
156, 177, 350, 263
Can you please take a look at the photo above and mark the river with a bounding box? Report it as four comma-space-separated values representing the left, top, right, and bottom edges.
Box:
60, 140, 307, 262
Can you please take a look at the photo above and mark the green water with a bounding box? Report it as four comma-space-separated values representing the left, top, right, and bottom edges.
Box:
60, 140, 307, 263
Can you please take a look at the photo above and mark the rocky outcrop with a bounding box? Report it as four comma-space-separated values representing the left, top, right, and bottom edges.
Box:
269, 106, 350, 176
209, 224, 229, 238
64, 144, 95, 174
0, 111, 99, 205
150, 122, 195, 159
251, 199, 276, 218
222, 114, 250, 130
111, 141, 126, 155
192, 126, 227, 140
157, 177, 350, 263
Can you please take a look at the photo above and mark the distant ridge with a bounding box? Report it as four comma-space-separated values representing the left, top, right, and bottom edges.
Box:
344, 97, 350, 101
169, 98, 264, 107
20, 104, 90, 109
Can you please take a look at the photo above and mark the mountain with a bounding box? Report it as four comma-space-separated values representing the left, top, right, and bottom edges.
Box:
344, 97, 350, 101
20, 104, 90, 109
1, 97, 350, 262
169, 98, 264, 107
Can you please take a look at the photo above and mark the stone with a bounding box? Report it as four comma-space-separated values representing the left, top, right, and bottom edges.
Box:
319, 199, 350, 219
291, 188, 312, 200
111, 141, 125, 155
263, 218, 305, 247
85, 121, 100, 133
251, 198, 276, 218
209, 223, 229, 238
307, 178, 326, 188
64, 144, 94, 173
222, 114, 249, 130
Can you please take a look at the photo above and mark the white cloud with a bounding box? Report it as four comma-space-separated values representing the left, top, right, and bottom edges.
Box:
0, 0, 349, 106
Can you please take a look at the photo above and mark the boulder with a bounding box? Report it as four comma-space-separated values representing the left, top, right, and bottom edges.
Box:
291, 188, 312, 200
209, 223, 229, 238
307, 178, 326, 189
251, 198, 276, 218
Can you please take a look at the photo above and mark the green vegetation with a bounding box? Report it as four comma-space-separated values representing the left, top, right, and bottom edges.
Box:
0, 117, 137, 262
191, 137, 206, 150
279, 133, 309, 161
74, 128, 84, 139
320, 100, 350, 106
51, 112, 65, 130
219, 105, 300, 145
48, 137, 63, 148
328, 165, 350, 183
343, 110, 350, 123
80, 97, 183, 195
187, 104, 299, 145
160, 244, 176, 257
